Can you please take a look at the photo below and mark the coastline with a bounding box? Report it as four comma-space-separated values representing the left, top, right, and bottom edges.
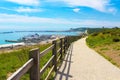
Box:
0, 42, 25, 49
0, 36, 64, 49
0, 31, 79, 45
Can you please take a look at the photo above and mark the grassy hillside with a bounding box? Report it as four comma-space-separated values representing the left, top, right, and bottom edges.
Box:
0, 36, 82, 80
0, 44, 52, 80
86, 28, 120, 67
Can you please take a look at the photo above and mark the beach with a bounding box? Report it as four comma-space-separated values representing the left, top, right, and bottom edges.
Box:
0, 42, 25, 49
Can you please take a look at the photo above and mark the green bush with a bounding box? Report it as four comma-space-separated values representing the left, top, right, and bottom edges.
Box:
113, 38, 120, 42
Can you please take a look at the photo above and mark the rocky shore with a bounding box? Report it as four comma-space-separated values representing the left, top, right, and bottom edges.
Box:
0, 34, 64, 49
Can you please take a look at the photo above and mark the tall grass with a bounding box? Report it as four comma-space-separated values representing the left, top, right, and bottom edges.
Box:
0, 44, 51, 80
0, 36, 82, 80
86, 28, 120, 48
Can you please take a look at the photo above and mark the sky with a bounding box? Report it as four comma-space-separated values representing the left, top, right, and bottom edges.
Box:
0, 0, 120, 30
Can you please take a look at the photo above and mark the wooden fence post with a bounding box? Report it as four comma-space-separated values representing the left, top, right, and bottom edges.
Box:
66, 37, 68, 50
67, 36, 70, 47
60, 38, 63, 60
29, 48, 40, 80
64, 37, 66, 54
52, 41, 57, 72
67, 37, 70, 49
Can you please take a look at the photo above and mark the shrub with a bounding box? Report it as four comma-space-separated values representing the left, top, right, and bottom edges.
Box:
113, 38, 120, 42
91, 33, 98, 36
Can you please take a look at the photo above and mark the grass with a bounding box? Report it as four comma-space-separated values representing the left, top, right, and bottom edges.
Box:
87, 28, 120, 47
0, 36, 82, 80
0, 43, 52, 80
86, 28, 120, 68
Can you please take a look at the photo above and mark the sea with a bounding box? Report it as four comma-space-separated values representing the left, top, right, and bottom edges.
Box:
0, 31, 80, 45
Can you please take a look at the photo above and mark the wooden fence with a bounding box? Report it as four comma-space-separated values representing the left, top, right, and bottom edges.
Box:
7, 37, 69, 80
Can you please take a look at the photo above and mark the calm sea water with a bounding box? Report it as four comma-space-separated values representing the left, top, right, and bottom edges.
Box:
0, 31, 79, 45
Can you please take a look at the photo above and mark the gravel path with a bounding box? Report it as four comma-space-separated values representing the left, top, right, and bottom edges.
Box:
55, 37, 120, 80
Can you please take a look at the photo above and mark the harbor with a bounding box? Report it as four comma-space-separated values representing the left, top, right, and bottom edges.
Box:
0, 31, 79, 45
1, 34, 64, 49
0, 30, 85, 49
5, 34, 64, 44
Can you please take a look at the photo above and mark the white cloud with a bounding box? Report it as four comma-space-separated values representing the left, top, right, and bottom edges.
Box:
63, 0, 109, 12
0, 6, 42, 13
15, 7, 42, 13
0, 7, 12, 11
46, 0, 116, 13
0, 13, 74, 24
107, 7, 117, 14
6, 0, 40, 6
0, 13, 120, 28
73, 8, 80, 13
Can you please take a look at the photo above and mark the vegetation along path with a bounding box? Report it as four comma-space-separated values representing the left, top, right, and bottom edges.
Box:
55, 37, 120, 80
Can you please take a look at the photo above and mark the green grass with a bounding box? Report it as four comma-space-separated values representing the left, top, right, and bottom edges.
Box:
86, 28, 120, 67
0, 36, 82, 80
0, 44, 52, 80
86, 28, 120, 48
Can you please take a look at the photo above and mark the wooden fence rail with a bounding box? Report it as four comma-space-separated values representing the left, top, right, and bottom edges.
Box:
7, 37, 70, 80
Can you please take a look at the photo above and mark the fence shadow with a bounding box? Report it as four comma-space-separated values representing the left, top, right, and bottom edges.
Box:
54, 43, 73, 80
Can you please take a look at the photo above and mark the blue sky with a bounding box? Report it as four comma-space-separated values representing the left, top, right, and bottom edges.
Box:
0, 0, 120, 30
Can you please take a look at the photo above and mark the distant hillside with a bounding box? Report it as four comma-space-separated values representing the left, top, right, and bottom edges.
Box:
87, 27, 120, 34
67, 28, 87, 32
87, 28, 107, 34
67, 27, 110, 32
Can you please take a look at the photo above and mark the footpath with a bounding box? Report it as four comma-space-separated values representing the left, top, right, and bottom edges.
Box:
55, 37, 120, 80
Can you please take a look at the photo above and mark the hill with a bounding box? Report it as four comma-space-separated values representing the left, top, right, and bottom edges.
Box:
86, 28, 120, 68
